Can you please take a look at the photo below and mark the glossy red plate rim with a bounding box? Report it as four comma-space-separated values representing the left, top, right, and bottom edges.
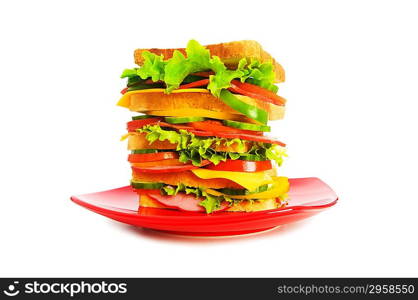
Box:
71, 177, 338, 236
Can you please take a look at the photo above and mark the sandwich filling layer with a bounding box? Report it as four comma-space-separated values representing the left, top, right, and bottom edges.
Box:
118, 40, 289, 213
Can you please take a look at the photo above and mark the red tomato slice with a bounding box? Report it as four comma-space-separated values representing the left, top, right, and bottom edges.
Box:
178, 79, 209, 89
127, 118, 162, 132
126, 120, 285, 147
205, 159, 272, 172
188, 130, 286, 147
121, 87, 129, 94
128, 120, 194, 132
131, 160, 212, 173
188, 120, 263, 135
144, 79, 163, 84
229, 80, 285, 106
128, 152, 179, 163
191, 71, 214, 77
159, 121, 261, 135
131, 159, 188, 168
147, 192, 229, 213
158, 122, 195, 131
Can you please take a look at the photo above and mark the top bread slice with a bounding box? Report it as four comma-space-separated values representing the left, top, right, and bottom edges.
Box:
134, 40, 285, 83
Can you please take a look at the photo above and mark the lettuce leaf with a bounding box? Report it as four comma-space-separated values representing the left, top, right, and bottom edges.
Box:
199, 194, 222, 214
121, 40, 277, 96
137, 125, 287, 166
160, 183, 270, 213
161, 183, 230, 213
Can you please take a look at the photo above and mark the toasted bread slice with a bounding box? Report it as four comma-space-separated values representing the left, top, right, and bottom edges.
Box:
138, 194, 283, 212
128, 132, 177, 150
127, 132, 254, 153
134, 40, 285, 83
225, 198, 281, 212
120, 90, 286, 121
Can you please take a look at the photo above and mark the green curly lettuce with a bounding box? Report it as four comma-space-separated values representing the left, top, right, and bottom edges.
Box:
160, 184, 264, 213
137, 124, 287, 166
121, 40, 278, 96
161, 183, 230, 213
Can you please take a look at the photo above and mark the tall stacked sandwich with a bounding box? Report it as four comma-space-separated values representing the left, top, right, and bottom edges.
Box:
118, 40, 289, 213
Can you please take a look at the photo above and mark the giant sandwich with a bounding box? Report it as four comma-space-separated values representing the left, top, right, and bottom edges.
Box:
118, 40, 289, 213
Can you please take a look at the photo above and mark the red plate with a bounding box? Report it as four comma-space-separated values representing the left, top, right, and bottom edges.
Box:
70, 177, 337, 237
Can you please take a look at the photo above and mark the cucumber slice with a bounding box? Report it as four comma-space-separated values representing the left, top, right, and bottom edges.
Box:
181, 75, 208, 83
223, 120, 271, 132
130, 181, 164, 190
238, 154, 269, 161
131, 149, 158, 154
127, 83, 163, 91
127, 76, 143, 87
217, 184, 272, 196
219, 90, 268, 125
132, 115, 155, 120
164, 116, 206, 124
131, 149, 175, 154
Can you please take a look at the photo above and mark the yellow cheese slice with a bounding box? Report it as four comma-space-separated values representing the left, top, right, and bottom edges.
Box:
191, 169, 275, 191
206, 176, 289, 199
117, 89, 209, 108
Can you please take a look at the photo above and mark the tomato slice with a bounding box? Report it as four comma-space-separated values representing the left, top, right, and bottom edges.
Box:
147, 192, 229, 212
128, 120, 194, 132
229, 80, 285, 106
158, 122, 194, 131
131, 159, 188, 168
191, 71, 214, 77
205, 160, 272, 172
131, 160, 212, 173
126, 120, 285, 147
121, 87, 129, 94
188, 130, 286, 147
128, 152, 179, 163
178, 79, 209, 89
144, 79, 163, 84
188, 120, 262, 135
127, 118, 162, 132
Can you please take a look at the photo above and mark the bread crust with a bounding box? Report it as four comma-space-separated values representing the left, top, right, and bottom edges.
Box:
134, 40, 285, 83
226, 198, 280, 212
125, 91, 285, 121
129, 91, 234, 113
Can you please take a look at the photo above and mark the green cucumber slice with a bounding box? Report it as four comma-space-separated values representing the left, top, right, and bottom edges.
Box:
216, 184, 272, 196
131, 149, 175, 154
223, 120, 270, 132
127, 83, 163, 91
130, 181, 164, 190
181, 75, 208, 83
219, 90, 268, 125
127, 76, 142, 86
238, 154, 269, 161
132, 115, 155, 120
164, 116, 206, 124
131, 149, 158, 154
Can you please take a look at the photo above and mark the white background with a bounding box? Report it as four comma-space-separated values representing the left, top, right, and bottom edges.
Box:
1, 0, 417, 277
